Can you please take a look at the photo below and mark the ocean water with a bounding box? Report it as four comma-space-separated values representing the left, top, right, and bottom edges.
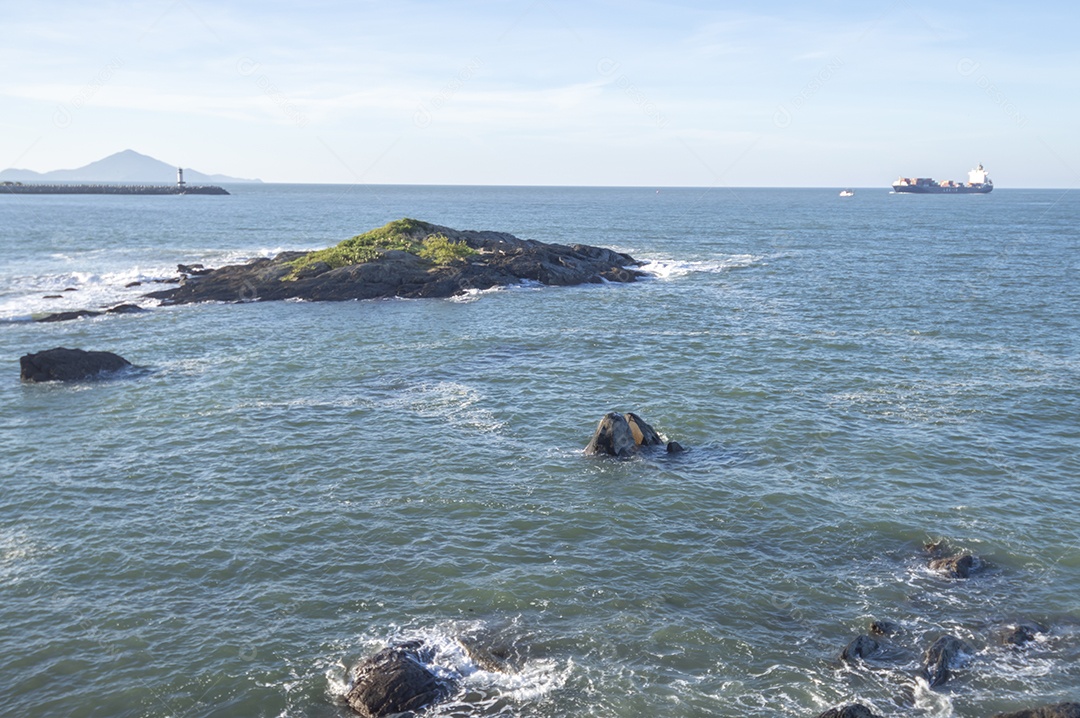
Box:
1, 185, 1078, 718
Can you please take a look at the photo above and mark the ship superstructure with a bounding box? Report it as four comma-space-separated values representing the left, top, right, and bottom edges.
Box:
892, 164, 993, 194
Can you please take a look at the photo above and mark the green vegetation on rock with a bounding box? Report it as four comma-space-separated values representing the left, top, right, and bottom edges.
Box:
416, 233, 479, 264
284, 218, 477, 279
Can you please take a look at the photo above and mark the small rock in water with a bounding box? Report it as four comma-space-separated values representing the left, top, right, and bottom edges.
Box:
584, 412, 670, 458
666, 440, 686, 454
125, 281, 142, 288
929, 553, 977, 578
869, 620, 899, 636
63, 287, 78, 291
345, 641, 453, 718
20, 347, 131, 382
35, 309, 102, 322
105, 303, 146, 315
996, 620, 1048, 647
42, 294, 63, 299
839, 634, 881, 663
584, 412, 639, 457
457, 634, 524, 673
921, 635, 970, 687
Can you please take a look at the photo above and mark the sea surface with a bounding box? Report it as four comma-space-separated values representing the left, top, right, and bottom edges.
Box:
1, 185, 1078, 718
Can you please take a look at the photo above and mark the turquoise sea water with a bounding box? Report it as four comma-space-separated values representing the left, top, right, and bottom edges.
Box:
1, 185, 1078, 717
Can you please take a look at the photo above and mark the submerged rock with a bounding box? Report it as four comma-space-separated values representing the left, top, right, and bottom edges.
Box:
839, 634, 882, 663
584, 412, 666, 458
35, 303, 146, 323
993, 703, 1080, 718
921, 635, 971, 687
19, 347, 131, 382
345, 641, 453, 718
996, 620, 1049, 647
105, 303, 146, 315
457, 628, 526, 674
146, 218, 645, 305
869, 620, 899, 637
816, 704, 882, 718
35, 308, 101, 322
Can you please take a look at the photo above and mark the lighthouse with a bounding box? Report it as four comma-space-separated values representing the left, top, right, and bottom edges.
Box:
177, 167, 186, 188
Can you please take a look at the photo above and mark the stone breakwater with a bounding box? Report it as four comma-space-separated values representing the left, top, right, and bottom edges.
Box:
145, 218, 644, 305
0, 183, 229, 195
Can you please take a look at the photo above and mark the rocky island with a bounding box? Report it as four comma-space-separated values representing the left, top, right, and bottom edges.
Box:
145, 218, 645, 305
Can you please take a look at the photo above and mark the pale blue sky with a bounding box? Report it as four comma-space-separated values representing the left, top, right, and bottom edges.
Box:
1, 1, 1077, 186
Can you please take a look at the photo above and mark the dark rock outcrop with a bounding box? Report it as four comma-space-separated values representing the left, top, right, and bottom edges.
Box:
839, 634, 882, 663
929, 553, 978, 578
993, 703, 1080, 718
345, 641, 452, 718
921, 635, 971, 687
816, 704, 882, 718
145, 219, 644, 305
20, 347, 131, 382
584, 412, 666, 458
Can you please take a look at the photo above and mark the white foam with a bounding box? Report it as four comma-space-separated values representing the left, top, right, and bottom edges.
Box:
0, 530, 41, 584
637, 254, 764, 279
0, 246, 303, 320
381, 381, 507, 434
912, 676, 955, 716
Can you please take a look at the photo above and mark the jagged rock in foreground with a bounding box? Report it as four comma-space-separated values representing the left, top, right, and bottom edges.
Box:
816, 704, 882, 718
584, 412, 666, 458
993, 703, 1080, 718
20, 347, 131, 382
145, 218, 645, 305
345, 642, 453, 718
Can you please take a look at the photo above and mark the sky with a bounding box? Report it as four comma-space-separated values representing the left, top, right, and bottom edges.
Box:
1, 0, 1077, 187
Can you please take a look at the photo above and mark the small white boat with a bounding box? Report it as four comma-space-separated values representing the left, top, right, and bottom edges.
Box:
839, 189, 854, 197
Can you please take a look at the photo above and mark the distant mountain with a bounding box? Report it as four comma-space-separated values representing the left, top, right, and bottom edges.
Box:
0, 149, 261, 184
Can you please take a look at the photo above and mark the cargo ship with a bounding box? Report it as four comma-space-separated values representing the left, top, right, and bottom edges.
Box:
892, 164, 993, 194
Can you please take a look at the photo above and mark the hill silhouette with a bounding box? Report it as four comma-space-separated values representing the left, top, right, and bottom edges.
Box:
0, 150, 260, 184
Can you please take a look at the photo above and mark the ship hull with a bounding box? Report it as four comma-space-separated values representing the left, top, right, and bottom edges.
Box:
892, 184, 992, 194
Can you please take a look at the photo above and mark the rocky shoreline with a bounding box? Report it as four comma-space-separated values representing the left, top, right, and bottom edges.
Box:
144, 218, 644, 306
